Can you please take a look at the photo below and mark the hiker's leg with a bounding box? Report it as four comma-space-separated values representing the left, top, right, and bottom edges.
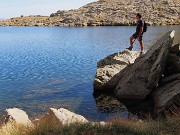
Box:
139, 40, 144, 52
127, 34, 137, 51
126, 36, 134, 51
130, 36, 134, 46
138, 34, 144, 53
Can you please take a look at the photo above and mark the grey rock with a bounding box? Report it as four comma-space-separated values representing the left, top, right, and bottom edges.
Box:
165, 43, 180, 75
161, 73, 180, 85
94, 50, 140, 92
167, 54, 179, 65
153, 74, 180, 110
114, 30, 175, 99
170, 43, 180, 54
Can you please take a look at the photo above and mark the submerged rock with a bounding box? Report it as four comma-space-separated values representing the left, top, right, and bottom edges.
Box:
4, 108, 33, 126
93, 93, 127, 113
114, 30, 175, 99
94, 50, 140, 92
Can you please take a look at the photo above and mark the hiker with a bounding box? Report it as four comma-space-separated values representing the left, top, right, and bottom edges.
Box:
127, 13, 144, 54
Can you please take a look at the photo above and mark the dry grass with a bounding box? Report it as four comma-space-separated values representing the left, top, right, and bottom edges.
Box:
0, 112, 179, 135
0, 122, 29, 135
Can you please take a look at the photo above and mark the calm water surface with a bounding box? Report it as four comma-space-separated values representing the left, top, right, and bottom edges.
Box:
0, 26, 179, 121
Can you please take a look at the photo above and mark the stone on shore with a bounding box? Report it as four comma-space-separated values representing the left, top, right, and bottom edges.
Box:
4, 108, 33, 127
114, 30, 175, 99
2, 107, 108, 129
94, 50, 140, 92
49, 108, 88, 125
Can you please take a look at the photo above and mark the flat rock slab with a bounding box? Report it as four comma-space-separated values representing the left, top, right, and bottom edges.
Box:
5, 108, 32, 126
94, 50, 140, 92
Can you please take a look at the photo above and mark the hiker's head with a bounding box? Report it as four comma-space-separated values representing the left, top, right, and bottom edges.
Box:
136, 13, 141, 20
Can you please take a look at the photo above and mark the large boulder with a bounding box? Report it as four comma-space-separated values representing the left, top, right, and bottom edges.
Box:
114, 30, 175, 99
4, 108, 33, 126
164, 43, 180, 76
48, 108, 88, 125
153, 73, 180, 111
94, 50, 140, 92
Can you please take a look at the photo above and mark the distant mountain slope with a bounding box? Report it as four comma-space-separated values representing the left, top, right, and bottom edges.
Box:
1, 0, 180, 26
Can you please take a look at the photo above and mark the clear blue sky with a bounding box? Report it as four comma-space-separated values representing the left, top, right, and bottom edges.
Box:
0, 0, 97, 19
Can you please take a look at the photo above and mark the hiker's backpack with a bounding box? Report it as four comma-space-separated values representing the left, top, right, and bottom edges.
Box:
143, 21, 147, 33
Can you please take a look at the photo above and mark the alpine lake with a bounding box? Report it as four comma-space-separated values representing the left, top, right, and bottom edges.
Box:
0, 25, 179, 121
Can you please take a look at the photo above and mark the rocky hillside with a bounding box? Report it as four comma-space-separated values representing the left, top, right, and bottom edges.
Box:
0, 16, 49, 26
1, 0, 180, 26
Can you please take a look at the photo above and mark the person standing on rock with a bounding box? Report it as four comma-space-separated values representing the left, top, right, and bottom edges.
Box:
127, 13, 144, 54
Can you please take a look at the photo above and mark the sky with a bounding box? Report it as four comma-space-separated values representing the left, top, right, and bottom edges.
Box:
0, 0, 97, 19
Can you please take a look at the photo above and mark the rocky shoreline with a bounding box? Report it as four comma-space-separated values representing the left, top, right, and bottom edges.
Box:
2, 108, 105, 127
1, 31, 179, 129
94, 30, 180, 115
0, 0, 179, 27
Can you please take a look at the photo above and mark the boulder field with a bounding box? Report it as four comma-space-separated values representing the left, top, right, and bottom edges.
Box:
94, 30, 180, 111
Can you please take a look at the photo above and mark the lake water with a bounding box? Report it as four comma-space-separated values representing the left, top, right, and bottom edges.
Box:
0, 26, 179, 121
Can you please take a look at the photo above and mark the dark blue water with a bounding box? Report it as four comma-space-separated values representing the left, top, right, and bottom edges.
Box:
0, 26, 179, 121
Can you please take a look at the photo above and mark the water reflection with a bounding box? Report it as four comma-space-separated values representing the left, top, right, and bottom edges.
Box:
93, 93, 127, 113
93, 92, 155, 120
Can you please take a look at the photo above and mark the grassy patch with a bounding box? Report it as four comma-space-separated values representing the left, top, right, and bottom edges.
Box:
0, 112, 179, 135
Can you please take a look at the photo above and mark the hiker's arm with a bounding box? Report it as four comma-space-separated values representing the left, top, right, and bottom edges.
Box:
138, 27, 143, 37
137, 26, 143, 40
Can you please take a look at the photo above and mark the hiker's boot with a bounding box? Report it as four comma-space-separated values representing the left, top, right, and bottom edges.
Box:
126, 46, 133, 51
140, 51, 144, 55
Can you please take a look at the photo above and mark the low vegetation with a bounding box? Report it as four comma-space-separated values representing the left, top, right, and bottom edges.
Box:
0, 111, 179, 135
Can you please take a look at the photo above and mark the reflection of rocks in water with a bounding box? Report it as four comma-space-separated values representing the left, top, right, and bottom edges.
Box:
93, 93, 127, 113
94, 92, 155, 119
119, 98, 154, 119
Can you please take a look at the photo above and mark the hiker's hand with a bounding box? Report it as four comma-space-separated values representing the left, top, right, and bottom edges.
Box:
137, 36, 140, 41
